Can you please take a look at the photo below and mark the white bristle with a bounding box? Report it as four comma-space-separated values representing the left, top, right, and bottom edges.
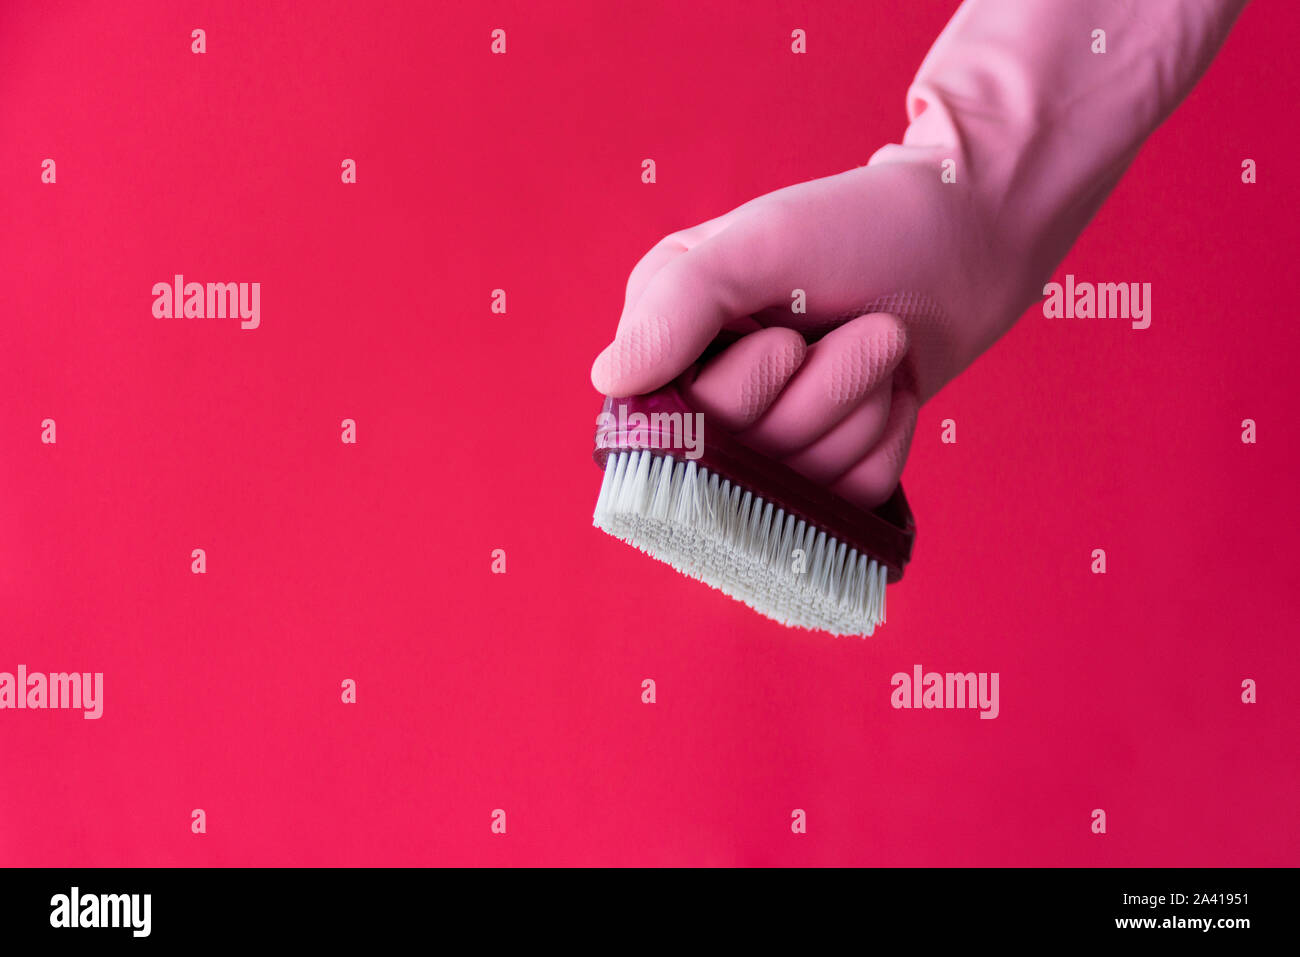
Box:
593, 451, 890, 636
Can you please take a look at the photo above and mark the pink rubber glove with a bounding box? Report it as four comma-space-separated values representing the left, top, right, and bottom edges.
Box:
592, 0, 1248, 508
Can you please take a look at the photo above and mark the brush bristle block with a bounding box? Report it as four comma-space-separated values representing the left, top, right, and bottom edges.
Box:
593, 448, 889, 636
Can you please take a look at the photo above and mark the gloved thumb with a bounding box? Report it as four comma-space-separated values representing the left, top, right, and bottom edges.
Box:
591, 225, 787, 397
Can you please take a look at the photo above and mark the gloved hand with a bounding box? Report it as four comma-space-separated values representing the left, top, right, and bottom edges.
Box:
591, 0, 1247, 508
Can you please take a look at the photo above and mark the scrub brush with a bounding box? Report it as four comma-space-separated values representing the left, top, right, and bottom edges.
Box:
592, 383, 916, 636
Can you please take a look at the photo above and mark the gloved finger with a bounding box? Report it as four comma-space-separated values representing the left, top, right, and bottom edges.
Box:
781, 380, 893, 485
738, 313, 908, 457
680, 326, 807, 433
591, 221, 801, 398
830, 385, 920, 509
618, 215, 732, 328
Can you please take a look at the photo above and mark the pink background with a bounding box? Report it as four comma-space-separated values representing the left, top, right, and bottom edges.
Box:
2, 0, 1297, 866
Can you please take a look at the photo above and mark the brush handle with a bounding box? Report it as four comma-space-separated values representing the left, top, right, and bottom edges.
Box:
593, 384, 916, 583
